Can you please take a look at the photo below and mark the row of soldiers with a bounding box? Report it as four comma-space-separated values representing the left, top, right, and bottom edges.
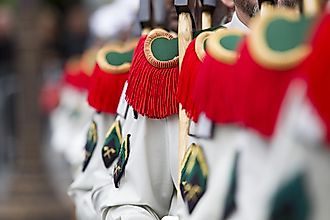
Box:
49, 0, 330, 219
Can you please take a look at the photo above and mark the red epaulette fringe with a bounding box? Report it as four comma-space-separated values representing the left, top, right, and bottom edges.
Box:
307, 13, 330, 144
194, 52, 237, 125
63, 68, 90, 92
125, 35, 179, 119
177, 39, 201, 122
88, 63, 129, 114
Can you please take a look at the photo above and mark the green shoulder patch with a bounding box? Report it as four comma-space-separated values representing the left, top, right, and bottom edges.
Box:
102, 120, 122, 168
207, 28, 244, 65
82, 121, 98, 172
113, 134, 131, 188
97, 40, 137, 74
248, 9, 313, 70
144, 29, 179, 68
180, 143, 208, 214
269, 172, 310, 220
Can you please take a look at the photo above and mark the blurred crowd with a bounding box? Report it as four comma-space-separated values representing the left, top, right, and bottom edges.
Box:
3, 0, 330, 220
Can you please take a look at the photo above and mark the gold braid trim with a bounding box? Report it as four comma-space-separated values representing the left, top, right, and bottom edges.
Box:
105, 120, 123, 144
248, 8, 311, 70
192, 144, 208, 177
207, 29, 244, 65
97, 40, 138, 74
144, 28, 179, 69
179, 145, 193, 184
80, 47, 99, 76
195, 31, 213, 62
180, 143, 208, 182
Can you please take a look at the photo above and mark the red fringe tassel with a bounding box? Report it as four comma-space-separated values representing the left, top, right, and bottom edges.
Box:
63, 67, 90, 92
195, 39, 307, 139
125, 35, 179, 119
234, 41, 306, 138
307, 13, 330, 144
88, 63, 129, 114
194, 52, 237, 125
177, 39, 202, 122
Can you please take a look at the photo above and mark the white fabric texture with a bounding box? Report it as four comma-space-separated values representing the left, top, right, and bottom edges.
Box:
186, 125, 250, 220
180, 11, 252, 220
235, 81, 330, 220
103, 205, 159, 220
91, 82, 176, 219
161, 216, 180, 220
93, 108, 176, 219
68, 113, 115, 220
90, 83, 131, 216
166, 126, 194, 219
50, 85, 94, 177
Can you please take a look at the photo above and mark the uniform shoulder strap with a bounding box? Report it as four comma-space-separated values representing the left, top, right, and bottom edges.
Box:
97, 40, 137, 74
248, 9, 314, 70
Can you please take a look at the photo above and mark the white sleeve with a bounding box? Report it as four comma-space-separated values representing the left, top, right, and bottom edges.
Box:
68, 113, 115, 219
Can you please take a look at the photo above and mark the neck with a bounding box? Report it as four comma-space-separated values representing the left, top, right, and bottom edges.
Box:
235, 6, 251, 27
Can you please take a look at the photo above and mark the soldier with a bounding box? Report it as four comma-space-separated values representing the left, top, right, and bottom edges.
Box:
245, 6, 330, 220
185, 1, 322, 220
175, 0, 228, 219
92, 26, 182, 220
50, 53, 95, 178
90, 1, 180, 220
175, 0, 255, 219
68, 41, 135, 220
180, 1, 306, 220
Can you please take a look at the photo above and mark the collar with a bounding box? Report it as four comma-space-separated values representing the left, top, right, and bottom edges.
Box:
224, 12, 250, 32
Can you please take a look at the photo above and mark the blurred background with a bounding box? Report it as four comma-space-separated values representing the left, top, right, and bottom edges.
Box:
0, 0, 137, 219
0, 0, 229, 219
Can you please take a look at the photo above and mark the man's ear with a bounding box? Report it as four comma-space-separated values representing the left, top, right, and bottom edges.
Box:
220, 0, 235, 8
